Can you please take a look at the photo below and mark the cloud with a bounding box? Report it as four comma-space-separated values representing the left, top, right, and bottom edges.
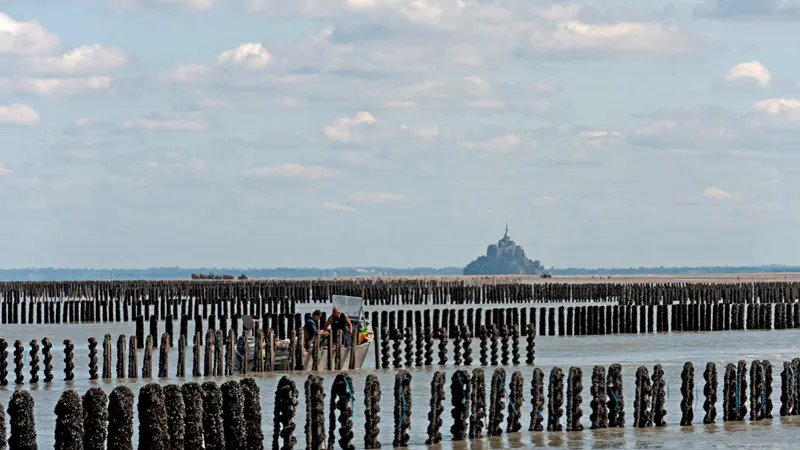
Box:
0, 162, 10, 175
0, 13, 60, 56
323, 112, 377, 142
22, 45, 131, 74
695, 0, 800, 21
0, 104, 40, 125
349, 191, 405, 204
721, 61, 772, 88
244, 164, 339, 180
522, 21, 711, 59
629, 100, 800, 151
216, 43, 271, 69
0, 77, 112, 96
322, 201, 357, 212
122, 113, 207, 132
703, 186, 732, 199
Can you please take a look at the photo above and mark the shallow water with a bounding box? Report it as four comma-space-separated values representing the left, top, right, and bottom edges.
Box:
1, 317, 800, 449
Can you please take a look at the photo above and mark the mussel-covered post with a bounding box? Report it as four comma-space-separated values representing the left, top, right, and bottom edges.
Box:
305, 375, 326, 450
274, 377, 300, 450
680, 362, 694, 426
651, 364, 666, 427
469, 368, 486, 440
487, 368, 506, 436
42, 338, 53, 383
83, 388, 108, 450
547, 367, 564, 431
363, 374, 381, 449
506, 371, 524, 433
138, 383, 170, 450
63, 339, 75, 381
703, 362, 718, 424
328, 374, 354, 450
108, 386, 134, 450
164, 385, 185, 450
450, 370, 470, 441
393, 370, 412, 448
201, 382, 225, 450
240, 378, 264, 450
566, 367, 583, 431
55, 390, 83, 450
181, 383, 204, 450
634, 366, 652, 427
590, 365, 608, 429
222, 380, 247, 450
525, 324, 535, 364
425, 372, 445, 445
529, 367, 545, 432
9, 390, 37, 450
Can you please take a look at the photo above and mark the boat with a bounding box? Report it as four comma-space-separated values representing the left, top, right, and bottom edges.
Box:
236, 294, 373, 372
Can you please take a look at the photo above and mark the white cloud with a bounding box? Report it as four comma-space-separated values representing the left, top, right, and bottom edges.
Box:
123, 113, 207, 132
722, 61, 772, 87
349, 191, 405, 204
0, 13, 60, 56
0, 162, 10, 175
526, 21, 707, 58
0, 104, 40, 125
244, 164, 339, 180
216, 43, 271, 69
0, 77, 112, 96
580, 130, 622, 140
23, 45, 131, 74
703, 186, 731, 199
323, 112, 377, 142
751, 98, 800, 129
322, 201, 357, 212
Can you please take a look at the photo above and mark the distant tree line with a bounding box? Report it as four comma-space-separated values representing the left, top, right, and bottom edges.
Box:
1, 265, 799, 281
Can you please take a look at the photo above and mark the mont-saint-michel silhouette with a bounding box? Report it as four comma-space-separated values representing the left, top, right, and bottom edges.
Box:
463, 224, 544, 276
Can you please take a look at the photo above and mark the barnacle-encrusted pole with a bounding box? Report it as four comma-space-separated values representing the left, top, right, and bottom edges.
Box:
304, 375, 326, 450
63, 339, 75, 382
240, 378, 264, 450
363, 374, 381, 449
680, 362, 694, 426
425, 371, 445, 445
506, 371, 524, 433
634, 366, 652, 427
529, 367, 545, 431
42, 338, 53, 383
201, 382, 225, 450
164, 385, 186, 450
566, 367, 584, 431
55, 390, 83, 450
469, 368, 486, 440
488, 368, 506, 436
181, 383, 204, 450
450, 370, 470, 441
651, 364, 666, 427
547, 367, 564, 431
138, 383, 170, 450
221, 380, 246, 450
83, 388, 108, 450
703, 362, 718, 424
393, 370, 412, 448
590, 365, 608, 429
108, 386, 134, 450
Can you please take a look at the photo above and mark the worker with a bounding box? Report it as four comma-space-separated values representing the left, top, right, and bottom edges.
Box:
322, 306, 354, 346
303, 310, 327, 349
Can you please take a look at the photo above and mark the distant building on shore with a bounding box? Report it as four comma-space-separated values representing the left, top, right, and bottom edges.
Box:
463, 224, 544, 276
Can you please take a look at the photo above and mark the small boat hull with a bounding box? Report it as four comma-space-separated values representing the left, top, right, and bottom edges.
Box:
238, 338, 371, 372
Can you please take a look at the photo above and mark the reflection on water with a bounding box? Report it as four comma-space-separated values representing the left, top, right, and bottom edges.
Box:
1, 323, 800, 448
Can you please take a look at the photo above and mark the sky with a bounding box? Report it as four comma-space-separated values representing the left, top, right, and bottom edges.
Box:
1, 0, 800, 269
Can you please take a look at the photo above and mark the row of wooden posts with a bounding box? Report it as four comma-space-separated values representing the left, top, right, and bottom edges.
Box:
1, 359, 799, 450
2, 280, 800, 322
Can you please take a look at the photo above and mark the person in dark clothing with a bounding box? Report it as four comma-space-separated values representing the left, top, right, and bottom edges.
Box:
303, 310, 326, 349
322, 306, 354, 346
